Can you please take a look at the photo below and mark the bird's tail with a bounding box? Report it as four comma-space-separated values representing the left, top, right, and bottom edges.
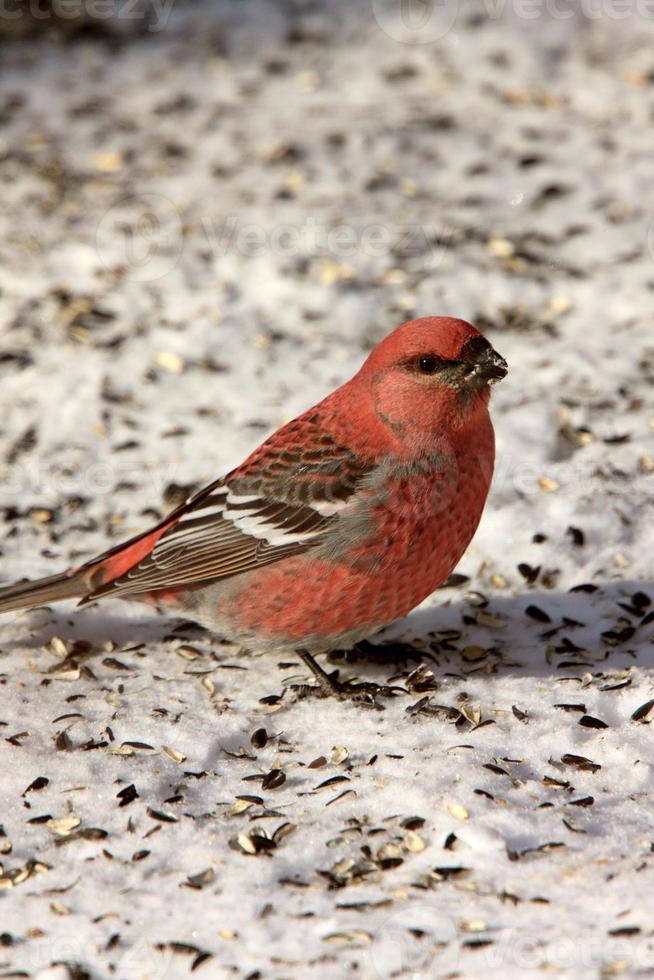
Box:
0, 491, 194, 616
0, 570, 88, 613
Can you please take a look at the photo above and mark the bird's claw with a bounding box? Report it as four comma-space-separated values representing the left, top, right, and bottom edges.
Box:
292, 649, 402, 707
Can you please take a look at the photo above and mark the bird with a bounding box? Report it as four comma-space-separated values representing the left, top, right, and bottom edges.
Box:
0, 316, 507, 698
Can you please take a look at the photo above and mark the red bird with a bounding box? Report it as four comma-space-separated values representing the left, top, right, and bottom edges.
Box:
0, 316, 506, 697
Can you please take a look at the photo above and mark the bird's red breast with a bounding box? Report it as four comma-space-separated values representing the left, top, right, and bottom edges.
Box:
203, 403, 496, 650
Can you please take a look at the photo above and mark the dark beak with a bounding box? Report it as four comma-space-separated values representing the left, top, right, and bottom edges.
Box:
474, 346, 508, 385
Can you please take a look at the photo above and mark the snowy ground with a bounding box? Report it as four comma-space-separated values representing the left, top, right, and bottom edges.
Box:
1, 2, 654, 977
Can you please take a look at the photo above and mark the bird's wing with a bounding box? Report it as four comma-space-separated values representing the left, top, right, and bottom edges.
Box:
83, 423, 370, 601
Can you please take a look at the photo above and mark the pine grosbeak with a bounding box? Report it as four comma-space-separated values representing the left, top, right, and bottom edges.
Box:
0, 316, 506, 696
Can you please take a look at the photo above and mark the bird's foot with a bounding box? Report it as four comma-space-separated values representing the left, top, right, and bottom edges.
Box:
294, 650, 402, 707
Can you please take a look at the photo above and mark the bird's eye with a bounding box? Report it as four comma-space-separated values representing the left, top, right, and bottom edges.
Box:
417, 355, 441, 374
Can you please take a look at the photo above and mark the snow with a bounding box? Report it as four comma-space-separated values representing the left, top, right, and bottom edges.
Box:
1, 2, 654, 977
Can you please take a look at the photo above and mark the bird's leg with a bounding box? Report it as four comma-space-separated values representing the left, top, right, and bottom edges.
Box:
295, 649, 397, 706
297, 649, 344, 698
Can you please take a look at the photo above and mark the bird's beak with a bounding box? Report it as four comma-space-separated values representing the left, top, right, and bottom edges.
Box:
473, 346, 508, 385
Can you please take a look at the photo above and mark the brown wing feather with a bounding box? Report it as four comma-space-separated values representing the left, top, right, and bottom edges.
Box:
83, 423, 371, 602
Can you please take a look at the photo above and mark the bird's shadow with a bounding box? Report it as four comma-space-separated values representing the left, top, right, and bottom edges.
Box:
360, 576, 654, 681
0, 603, 177, 653
1, 578, 652, 687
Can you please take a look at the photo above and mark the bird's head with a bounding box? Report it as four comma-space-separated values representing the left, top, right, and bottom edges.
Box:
359, 316, 507, 447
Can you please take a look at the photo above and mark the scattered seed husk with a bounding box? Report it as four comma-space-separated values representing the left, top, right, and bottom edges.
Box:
272, 822, 296, 844
117, 784, 139, 807
459, 702, 481, 726
229, 799, 255, 816
146, 807, 178, 823
156, 351, 185, 373
52, 667, 81, 681
185, 868, 215, 889
562, 817, 586, 834
459, 918, 487, 932
475, 610, 505, 629
261, 769, 286, 790
377, 842, 402, 864
326, 789, 356, 807
608, 925, 641, 937
401, 816, 426, 830
566, 526, 585, 546
47, 816, 81, 837
323, 930, 372, 944
518, 562, 541, 583
231, 831, 272, 855
560, 754, 601, 773
526, 604, 551, 623
316, 775, 349, 790
543, 775, 570, 789
631, 699, 654, 722
462, 646, 487, 662
176, 645, 203, 661
47, 636, 70, 659
23, 776, 49, 795
507, 841, 565, 862
578, 715, 608, 730
201, 676, 216, 696
0, 859, 50, 889
250, 728, 268, 749
431, 865, 470, 881
403, 830, 427, 852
